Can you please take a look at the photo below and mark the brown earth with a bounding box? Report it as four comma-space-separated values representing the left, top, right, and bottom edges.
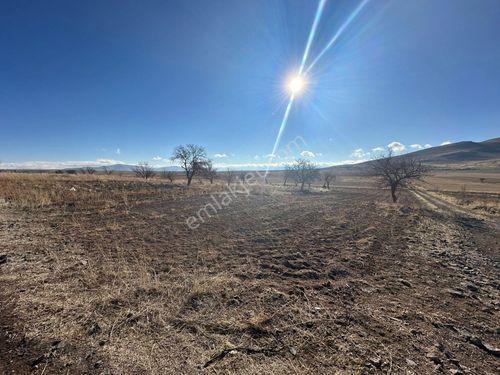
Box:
0, 174, 499, 374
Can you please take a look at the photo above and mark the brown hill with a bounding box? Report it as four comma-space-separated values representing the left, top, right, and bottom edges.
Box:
323, 137, 500, 175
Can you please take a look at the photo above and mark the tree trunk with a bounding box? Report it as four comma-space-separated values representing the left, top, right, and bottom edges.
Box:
187, 175, 193, 186
391, 185, 398, 202
301, 182, 305, 192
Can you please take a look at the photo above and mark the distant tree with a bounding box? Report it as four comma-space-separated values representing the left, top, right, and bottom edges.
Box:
85, 167, 96, 175
202, 160, 217, 184
370, 151, 429, 203
460, 184, 467, 204
102, 166, 113, 175
322, 173, 336, 189
133, 162, 156, 180
292, 159, 319, 192
171, 144, 207, 186
224, 169, 235, 186
162, 170, 175, 183
283, 165, 294, 186
238, 171, 246, 182
66, 169, 77, 175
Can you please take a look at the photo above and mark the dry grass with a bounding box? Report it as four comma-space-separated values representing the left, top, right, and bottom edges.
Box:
1, 173, 499, 374
427, 190, 500, 216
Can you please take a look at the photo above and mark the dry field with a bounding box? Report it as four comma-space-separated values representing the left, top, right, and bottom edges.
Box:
0, 172, 499, 374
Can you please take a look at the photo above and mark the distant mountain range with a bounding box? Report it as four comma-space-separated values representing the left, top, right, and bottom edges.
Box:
404, 137, 500, 164
5, 137, 498, 173
67, 164, 183, 172
323, 137, 500, 174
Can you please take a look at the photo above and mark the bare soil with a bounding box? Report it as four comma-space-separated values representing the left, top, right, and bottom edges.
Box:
0, 174, 499, 374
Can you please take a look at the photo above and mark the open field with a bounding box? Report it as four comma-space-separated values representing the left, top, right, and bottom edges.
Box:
0, 172, 499, 374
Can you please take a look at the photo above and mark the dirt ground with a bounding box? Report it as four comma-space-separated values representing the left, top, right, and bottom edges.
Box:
0, 173, 499, 374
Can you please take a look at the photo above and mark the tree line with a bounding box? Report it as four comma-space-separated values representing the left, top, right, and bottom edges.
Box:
134, 144, 429, 202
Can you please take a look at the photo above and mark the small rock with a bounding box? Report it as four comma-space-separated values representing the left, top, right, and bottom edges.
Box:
31, 354, 47, 367
51, 340, 66, 351
446, 289, 465, 298
482, 342, 500, 357
88, 322, 102, 336
369, 357, 382, 369
426, 352, 442, 365
465, 283, 479, 292
289, 347, 297, 356
405, 358, 417, 366
190, 296, 202, 310
399, 279, 412, 288
467, 335, 500, 357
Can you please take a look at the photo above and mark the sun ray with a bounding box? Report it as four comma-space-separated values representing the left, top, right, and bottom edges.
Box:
306, 0, 370, 73
266, 0, 326, 174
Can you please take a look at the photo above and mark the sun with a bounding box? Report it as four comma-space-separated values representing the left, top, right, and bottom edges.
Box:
287, 74, 307, 95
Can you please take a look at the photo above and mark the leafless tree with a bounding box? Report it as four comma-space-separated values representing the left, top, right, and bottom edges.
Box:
238, 171, 246, 182
322, 173, 336, 189
171, 144, 207, 186
202, 160, 217, 184
292, 159, 319, 192
85, 167, 96, 175
224, 169, 235, 186
102, 166, 113, 175
133, 162, 156, 180
283, 165, 294, 186
162, 170, 175, 183
370, 151, 429, 202
460, 184, 467, 204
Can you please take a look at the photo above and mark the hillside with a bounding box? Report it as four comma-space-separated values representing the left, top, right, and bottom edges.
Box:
408, 138, 500, 163
322, 137, 500, 175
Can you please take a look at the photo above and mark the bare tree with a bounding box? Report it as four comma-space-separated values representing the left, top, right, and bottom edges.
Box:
224, 169, 235, 186
238, 171, 246, 182
292, 159, 319, 192
202, 160, 217, 184
283, 165, 294, 186
322, 172, 336, 189
171, 144, 207, 186
133, 162, 156, 180
102, 166, 113, 175
162, 170, 175, 183
370, 151, 429, 202
85, 167, 96, 175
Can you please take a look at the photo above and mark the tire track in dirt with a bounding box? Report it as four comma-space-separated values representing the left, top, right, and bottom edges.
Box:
411, 187, 500, 231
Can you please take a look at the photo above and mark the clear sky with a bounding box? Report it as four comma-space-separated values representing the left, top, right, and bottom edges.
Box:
1, 0, 499, 169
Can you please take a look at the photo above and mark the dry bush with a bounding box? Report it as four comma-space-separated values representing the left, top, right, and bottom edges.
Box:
133, 162, 156, 180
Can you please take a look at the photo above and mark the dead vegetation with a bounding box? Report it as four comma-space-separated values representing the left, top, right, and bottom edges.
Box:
370, 151, 429, 202
0, 172, 499, 374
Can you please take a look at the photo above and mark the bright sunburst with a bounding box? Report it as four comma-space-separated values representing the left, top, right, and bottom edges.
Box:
287, 75, 307, 95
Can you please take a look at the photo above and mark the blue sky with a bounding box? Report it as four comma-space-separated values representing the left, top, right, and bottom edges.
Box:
1, 0, 499, 169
